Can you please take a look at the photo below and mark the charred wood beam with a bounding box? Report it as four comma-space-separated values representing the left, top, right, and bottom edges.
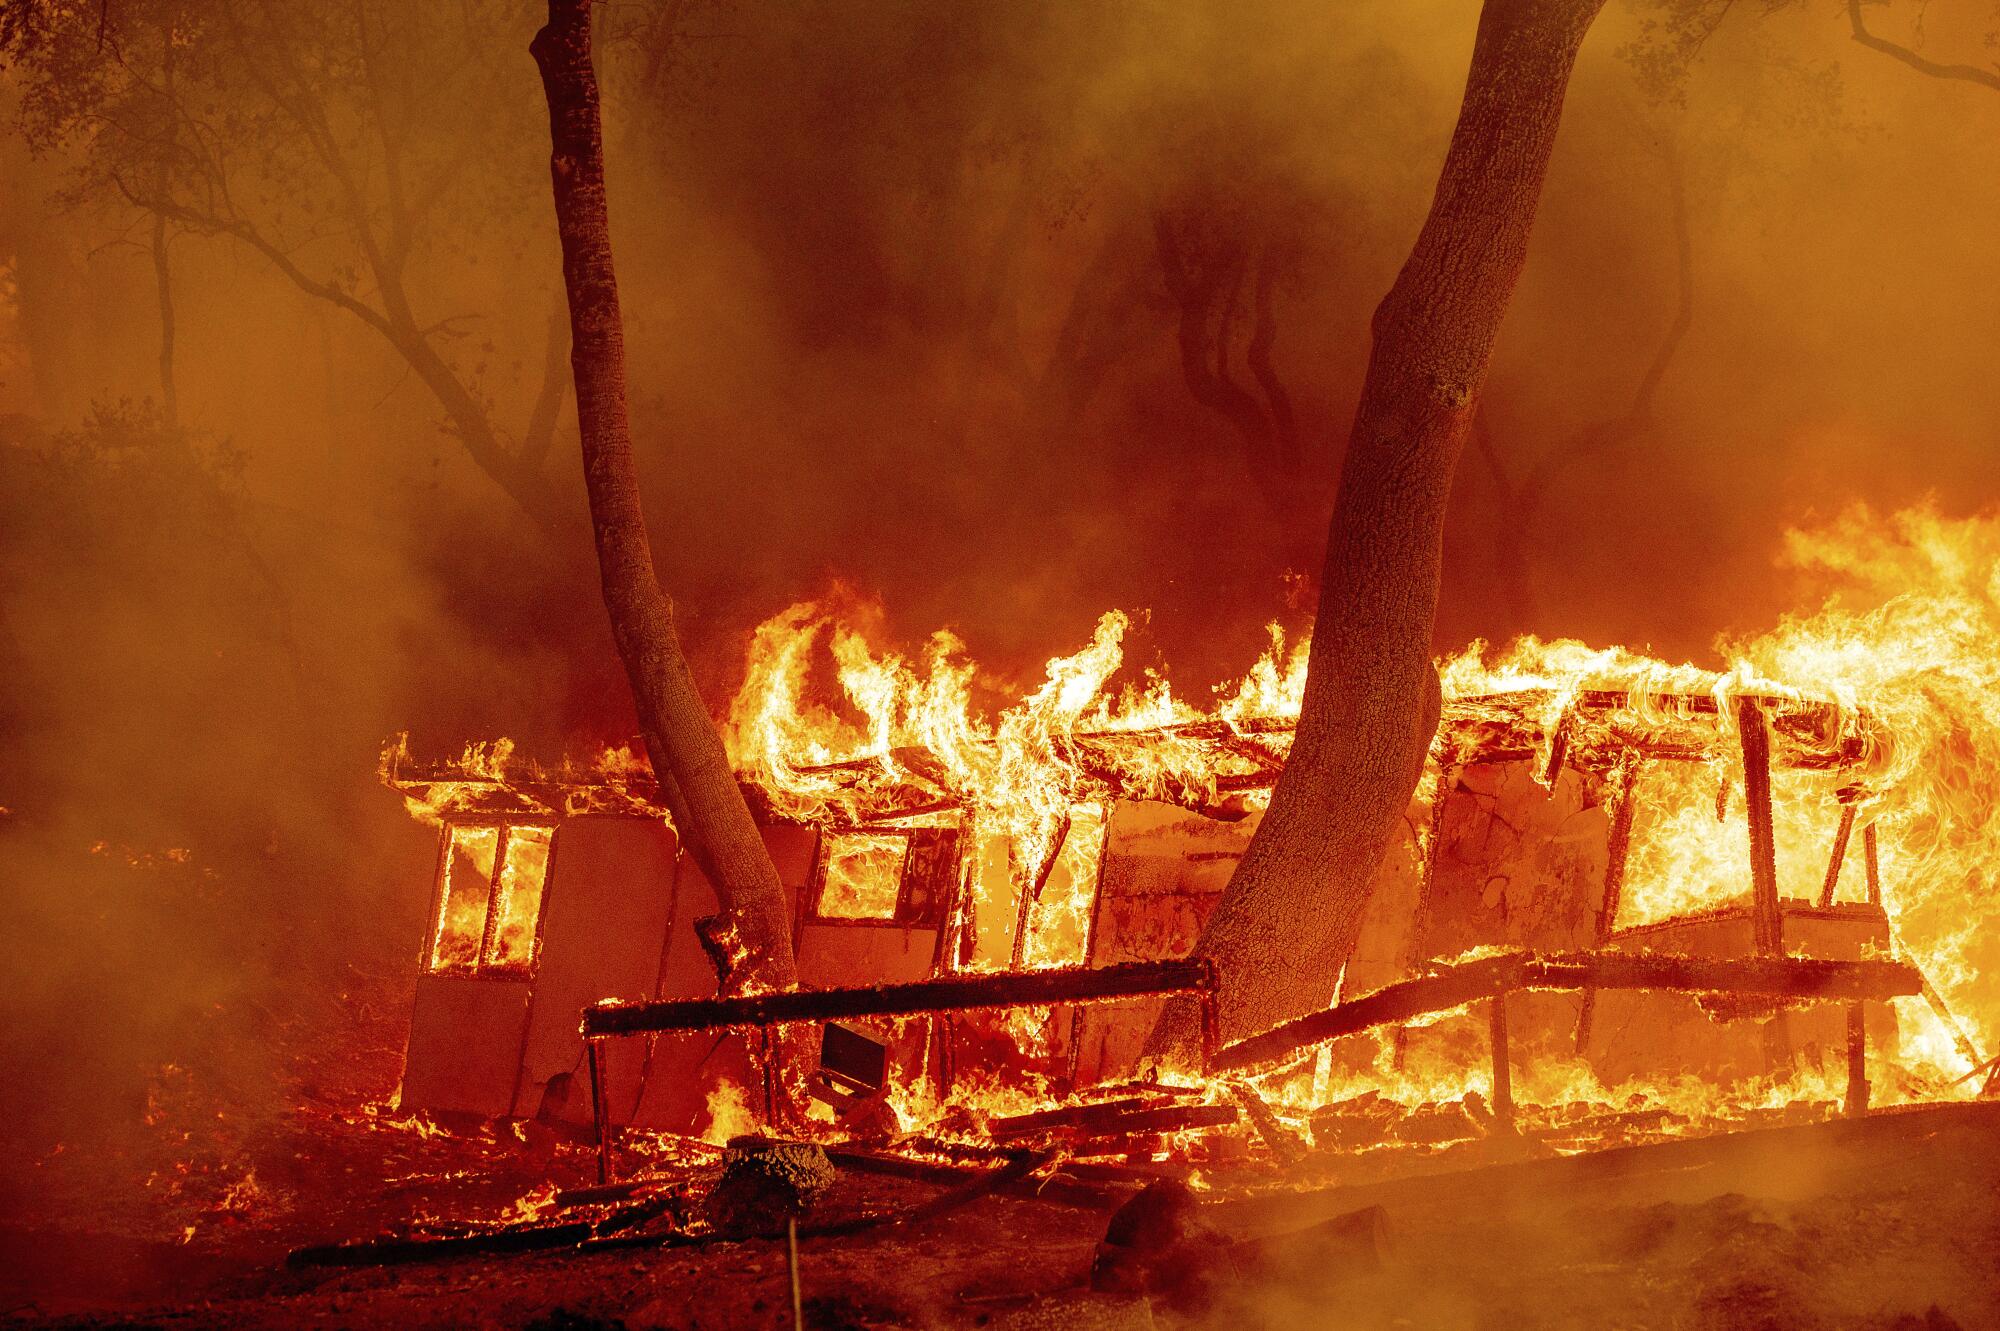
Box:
397, 688, 1874, 825
587, 1040, 613, 1185
988, 1101, 1239, 1141
1819, 803, 1858, 908
583, 959, 1218, 1038
1223, 1082, 1309, 1164
986, 1096, 1156, 1138
1863, 822, 1881, 906
1844, 1001, 1869, 1118
1540, 708, 1572, 786
1576, 756, 1642, 1052
1915, 966, 1987, 1074
1738, 698, 1784, 958
804, 1148, 1058, 1239
765, 691, 1869, 817
290, 1220, 598, 1268
590, 965, 1217, 1180
1216, 950, 1922, 1074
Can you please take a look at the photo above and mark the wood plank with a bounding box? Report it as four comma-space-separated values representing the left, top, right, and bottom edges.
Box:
585, 959, 1215, 1037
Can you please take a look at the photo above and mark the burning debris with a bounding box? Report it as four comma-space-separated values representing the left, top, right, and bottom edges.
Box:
11, 0, 2000, 1315
339, 572, 2000, 1300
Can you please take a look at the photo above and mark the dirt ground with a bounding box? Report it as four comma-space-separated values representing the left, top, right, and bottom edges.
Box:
3, 1099, 1995, 1330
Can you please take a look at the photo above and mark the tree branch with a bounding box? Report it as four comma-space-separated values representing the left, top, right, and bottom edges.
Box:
1847, 0, 2000, 91
113, 173, 399, 339
520, 290, 573, 472
1155, 212, 1294, 501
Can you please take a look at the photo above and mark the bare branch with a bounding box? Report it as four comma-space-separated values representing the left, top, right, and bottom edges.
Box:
112, 172, 398, 339
1847, 0, 2000, 91
519, 290, 573, 473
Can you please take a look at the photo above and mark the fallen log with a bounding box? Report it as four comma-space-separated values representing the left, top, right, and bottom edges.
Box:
1223, 1082, 1308, 1164
1218, 950, 1922, 1074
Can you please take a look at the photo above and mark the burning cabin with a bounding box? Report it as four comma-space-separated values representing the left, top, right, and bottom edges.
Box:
383, 680, 1936, 1142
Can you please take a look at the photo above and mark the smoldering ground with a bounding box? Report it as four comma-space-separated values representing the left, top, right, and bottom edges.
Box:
2, 0, 2000, 1258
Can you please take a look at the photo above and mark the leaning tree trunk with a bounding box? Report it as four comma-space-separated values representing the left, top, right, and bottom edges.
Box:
1152, 0, 1608, 1058
531, 0, 797, 993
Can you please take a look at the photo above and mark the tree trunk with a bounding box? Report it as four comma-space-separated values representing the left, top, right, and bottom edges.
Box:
530, 0, 797, 993
381, 314, 572, 539
1151, 0, 1608, 1058
151, 211, 178, 427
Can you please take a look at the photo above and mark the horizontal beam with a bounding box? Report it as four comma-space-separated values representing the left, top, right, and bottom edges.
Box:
987, 1099, 1239, 1140
582, 959, 1215, 1038
1215, 950, 1922, 1074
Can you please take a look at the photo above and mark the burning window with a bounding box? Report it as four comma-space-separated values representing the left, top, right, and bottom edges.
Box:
429, 823, 555, 975
1618, 762, 1867, 929
1021, 804, 1105, 969
817, 832, 908, 919
811, 827, 957, 926
965, 806, 1107, 971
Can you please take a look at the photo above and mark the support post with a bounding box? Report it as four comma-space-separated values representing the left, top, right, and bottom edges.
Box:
588, 1038, 614, 1185
1844, 1001, 1869, 1118
1738, 697, 1791, 1073
1862, 821, 1881, 907
787, 1217, 804, 1330
1540, 708, 1572, 787
1394, 767, 1456, 1072
1489, 993, 1514, 1135
759, 1026, 780, 1129
1818, 802, 1857, 908
1198, 980, 1221, 1075
1737, 697, 1782, 956
1576, 755, 1642, 1053
478, 827, 513, 967
1010, 813, 1070, 970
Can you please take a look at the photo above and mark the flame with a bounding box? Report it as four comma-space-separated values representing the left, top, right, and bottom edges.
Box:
817, 831, 908, 919
699, 1079, 756, 1146
384, 500, 2000, 1158
724, 502, 2000, 1087
381, 732, 674, 826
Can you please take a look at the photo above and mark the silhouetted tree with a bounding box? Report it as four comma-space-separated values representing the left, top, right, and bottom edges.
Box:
531, 0, 796, 992
3, 0, 573, 534
1154, 0, 1612, 1056
1472, 124, 1694, 626
1847, 0, 2000, 89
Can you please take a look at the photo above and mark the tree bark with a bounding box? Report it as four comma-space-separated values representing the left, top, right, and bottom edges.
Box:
531, 0, 797, 993
1151, 0, 1609, 1058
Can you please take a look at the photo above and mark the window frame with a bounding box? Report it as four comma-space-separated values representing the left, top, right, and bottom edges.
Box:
805, 824, 959, 929
424, 819, 560, 980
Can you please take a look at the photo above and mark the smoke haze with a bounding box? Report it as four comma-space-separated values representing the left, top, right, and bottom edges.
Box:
2, 0, 1999, 1229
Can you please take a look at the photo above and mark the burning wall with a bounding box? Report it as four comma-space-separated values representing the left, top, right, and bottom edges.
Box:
384, 687, 1969, 1147
380, 504, 2000, 1152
